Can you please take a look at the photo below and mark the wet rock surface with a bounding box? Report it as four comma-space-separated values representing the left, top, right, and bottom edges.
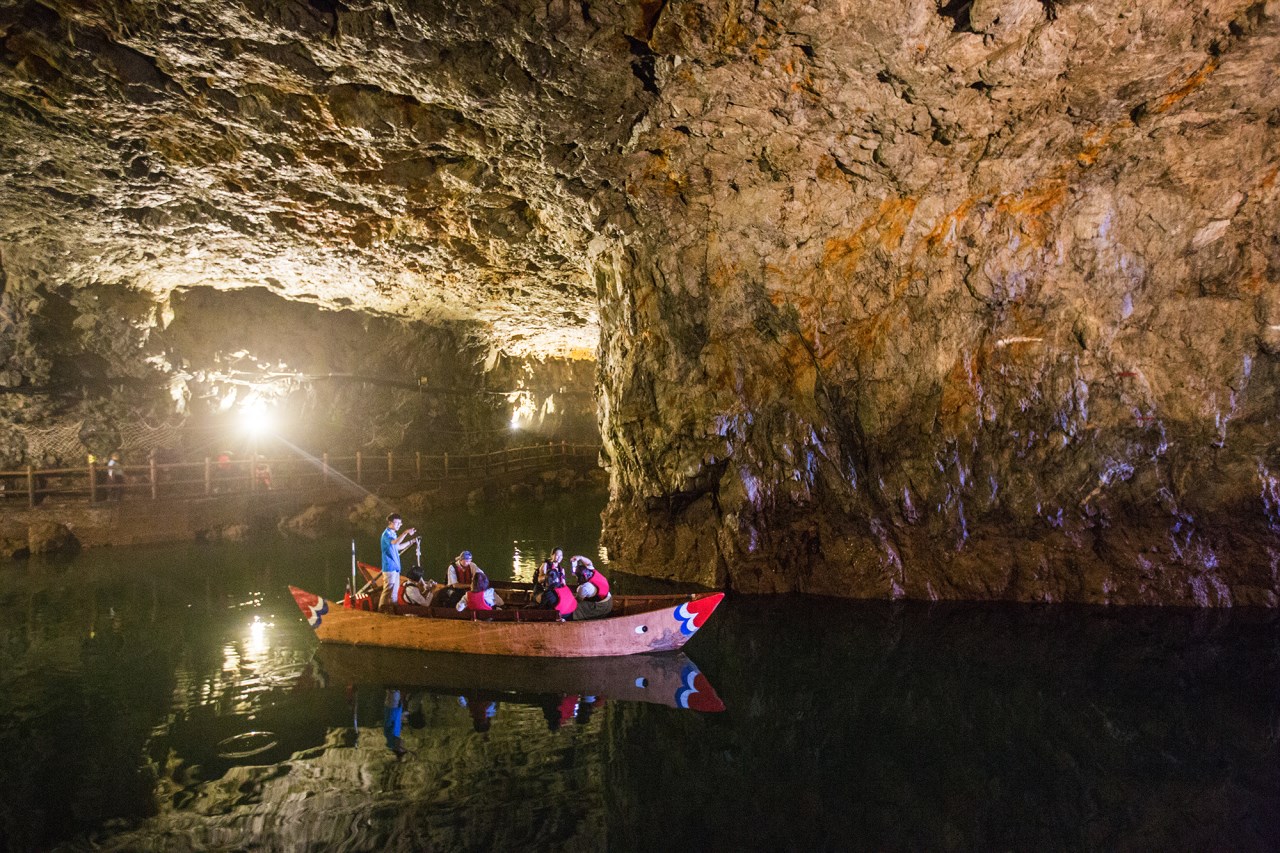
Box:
1, 1, 1278, 602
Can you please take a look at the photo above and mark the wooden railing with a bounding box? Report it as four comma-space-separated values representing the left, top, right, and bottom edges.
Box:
0, 442, 601, 507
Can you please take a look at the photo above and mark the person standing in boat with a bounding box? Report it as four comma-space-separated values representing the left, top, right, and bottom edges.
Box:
378, 513, 417, 613
534, 548, 565, 594
569, 555, 613, 620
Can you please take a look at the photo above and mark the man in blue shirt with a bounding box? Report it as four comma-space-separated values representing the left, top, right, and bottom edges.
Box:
378, 513, 417, 612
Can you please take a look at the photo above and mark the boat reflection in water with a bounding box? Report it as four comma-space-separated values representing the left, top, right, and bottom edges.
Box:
307, 643, 725, 737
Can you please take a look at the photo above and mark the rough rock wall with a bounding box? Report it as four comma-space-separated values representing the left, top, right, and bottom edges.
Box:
2, 0, 1278, 603
0, 0, 649, 357
597, 0, 1280, 605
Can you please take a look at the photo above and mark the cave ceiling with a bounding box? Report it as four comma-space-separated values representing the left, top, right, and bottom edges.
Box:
0, 0, 1277, 362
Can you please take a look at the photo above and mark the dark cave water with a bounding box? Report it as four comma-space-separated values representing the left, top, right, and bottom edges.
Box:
0, 493, 1277, 852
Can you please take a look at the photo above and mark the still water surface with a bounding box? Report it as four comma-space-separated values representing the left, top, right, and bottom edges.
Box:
1, 493, 1277, 851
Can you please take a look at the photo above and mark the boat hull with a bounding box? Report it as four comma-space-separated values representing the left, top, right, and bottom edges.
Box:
288, 586, 724, 658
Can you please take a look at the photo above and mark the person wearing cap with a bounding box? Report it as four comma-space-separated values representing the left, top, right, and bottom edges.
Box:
378, 513, 417, 613
569, 555, 613, 620
447, 551, 478, 587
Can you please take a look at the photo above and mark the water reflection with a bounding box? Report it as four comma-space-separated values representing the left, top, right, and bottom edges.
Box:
1, 519, 1277, 852
307, 645, 725, 713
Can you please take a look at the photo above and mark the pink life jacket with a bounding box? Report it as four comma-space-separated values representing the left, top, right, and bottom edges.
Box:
465, 590, 492, 611
552, 587, 577, 618
580, 570, 610, 601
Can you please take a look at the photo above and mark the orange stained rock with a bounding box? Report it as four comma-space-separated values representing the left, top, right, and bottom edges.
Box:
995, 179, 1067, 245
1152, 57, 1220, 115
924, 197, 976, 251
1075, 128, 1114, 166
708, 258, 744, 291
940, 351, 982, 431
815, 154, 851, 184
822, 196, 918, 274
1241, 269, 1266, 296
831, 310, 904, 369
1259, 165, 1279, 191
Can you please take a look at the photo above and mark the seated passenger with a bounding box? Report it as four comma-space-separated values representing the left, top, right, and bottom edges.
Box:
447, 551, 478, 588
457, 570, 500, 612
400, 569, 439, 607
534, 548, 564, 595
569, 555, 613, 620
537, 569, 577, 620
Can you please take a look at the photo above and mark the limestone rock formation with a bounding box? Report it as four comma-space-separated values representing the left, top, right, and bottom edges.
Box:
27, 519, 78, 554
595, 0, 1280, 605
2, 0, 1278, 603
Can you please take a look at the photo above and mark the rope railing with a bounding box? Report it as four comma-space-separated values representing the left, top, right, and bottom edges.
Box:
0, 442, 601, 508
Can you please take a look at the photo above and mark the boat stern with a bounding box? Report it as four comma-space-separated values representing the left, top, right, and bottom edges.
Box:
289, 586, 330, 629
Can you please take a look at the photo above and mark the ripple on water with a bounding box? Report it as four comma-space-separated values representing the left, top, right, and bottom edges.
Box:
216, 730, 279, 759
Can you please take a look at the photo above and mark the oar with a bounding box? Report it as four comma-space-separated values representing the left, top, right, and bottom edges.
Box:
350, 539, 358, 597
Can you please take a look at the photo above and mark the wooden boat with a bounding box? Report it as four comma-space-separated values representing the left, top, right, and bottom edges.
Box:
304, 644, 725, 711
288, 583, 725, 658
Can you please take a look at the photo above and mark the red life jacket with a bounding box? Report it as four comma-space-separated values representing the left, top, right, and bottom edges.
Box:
551, 587, 577, 618
465, 590, 492, 611
580, 570, 610, 601
454, 563, 474, 586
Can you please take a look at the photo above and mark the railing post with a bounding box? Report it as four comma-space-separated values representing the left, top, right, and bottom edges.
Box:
387, 451, 393, 483
323, 452, 330, 485
27, 465, 35, 508
356, 451, 363, 484
149, 450, 158, 500
89, 461, 98, 503
415, 451, 421, 479
443, 453, 449, 479
204, 457, 212, 496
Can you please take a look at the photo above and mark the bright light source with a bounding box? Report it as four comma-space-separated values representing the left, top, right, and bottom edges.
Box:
508, 390, 536, 431
240, 398, 274, 435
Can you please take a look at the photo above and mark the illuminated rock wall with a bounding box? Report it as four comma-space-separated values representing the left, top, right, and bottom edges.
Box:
596, 1, 1280, 605
1, 0, 1278, 602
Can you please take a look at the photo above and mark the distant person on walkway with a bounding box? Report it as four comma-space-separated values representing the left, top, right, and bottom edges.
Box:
534, 548, 564, 595
214, 450, 233, 493
253, 456, 273, 490
570, 555, 613, 620
378, 513, 417, 613
106, 452, 125, 501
